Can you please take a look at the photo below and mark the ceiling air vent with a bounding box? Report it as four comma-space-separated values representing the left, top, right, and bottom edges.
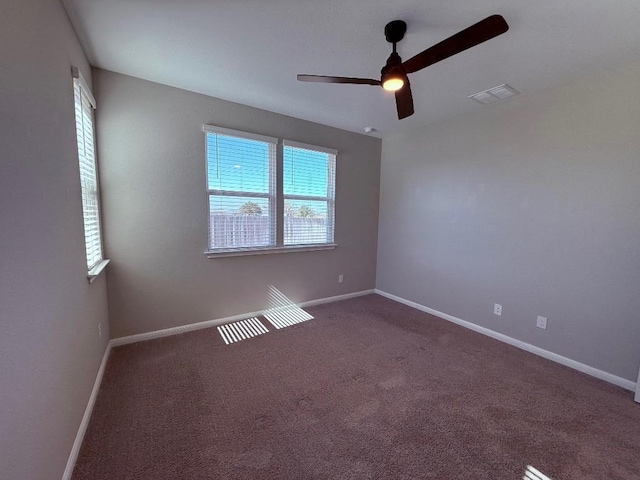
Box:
469, 84, 519, 105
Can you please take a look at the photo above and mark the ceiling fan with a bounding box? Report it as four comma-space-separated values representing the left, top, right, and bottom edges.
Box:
297, 15, 509, 120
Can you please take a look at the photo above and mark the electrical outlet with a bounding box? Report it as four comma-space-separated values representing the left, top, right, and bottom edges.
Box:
536, 316, 548, 330
493, 303, 502, 316
338, 274, 344, 284
98, 323, 102, 338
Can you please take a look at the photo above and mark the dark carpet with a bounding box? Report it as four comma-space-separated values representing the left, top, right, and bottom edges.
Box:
73, 295, 640, 479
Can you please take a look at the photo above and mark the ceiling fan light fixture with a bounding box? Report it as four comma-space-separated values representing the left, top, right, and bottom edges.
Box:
382, 77, 404, 91
381, 55, 405, 92
381, 66, 405, 91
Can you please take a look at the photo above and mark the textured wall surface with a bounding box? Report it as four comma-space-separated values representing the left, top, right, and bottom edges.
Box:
0, 1, 110, 478
377, 62, 640, 381
94, 69, 381, 338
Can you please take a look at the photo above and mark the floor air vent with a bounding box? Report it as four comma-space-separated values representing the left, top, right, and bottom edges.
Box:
217, 318, 268, 345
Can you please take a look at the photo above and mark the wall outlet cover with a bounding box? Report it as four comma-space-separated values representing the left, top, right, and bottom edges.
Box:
493, 303, 502, 316
536, 316, 548, 330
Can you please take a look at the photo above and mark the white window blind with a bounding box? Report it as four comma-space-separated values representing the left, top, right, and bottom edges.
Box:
283, 141, 336, 245
73, 72, 104, 271
205, 126, 277, 250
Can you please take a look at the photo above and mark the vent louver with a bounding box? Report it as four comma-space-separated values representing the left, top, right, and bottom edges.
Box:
469, 84, 519, 104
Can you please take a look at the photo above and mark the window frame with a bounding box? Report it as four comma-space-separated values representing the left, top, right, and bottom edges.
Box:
203, 126, 337, 258
72, 67, 109, 281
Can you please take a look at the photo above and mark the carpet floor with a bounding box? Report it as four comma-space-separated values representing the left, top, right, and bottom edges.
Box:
73, 294, 640, 479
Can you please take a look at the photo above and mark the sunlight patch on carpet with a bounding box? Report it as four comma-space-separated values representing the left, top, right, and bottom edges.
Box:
524, 465, 553, 480
217, 317, 268, 345
264, 285, 313, 329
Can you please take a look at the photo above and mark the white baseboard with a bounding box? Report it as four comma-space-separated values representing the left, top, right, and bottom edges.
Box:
299, 289, 375, 308
375, 289, 637, 392
110, 309, 266, 347
62, 341, 112, 480
111, 289, 376, 347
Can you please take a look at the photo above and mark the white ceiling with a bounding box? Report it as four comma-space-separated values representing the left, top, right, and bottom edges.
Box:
63, 0, 640, 137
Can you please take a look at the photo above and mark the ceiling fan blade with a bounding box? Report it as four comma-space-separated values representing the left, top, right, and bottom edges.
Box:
402, 15, 509, 74
297, 74, 380, 86
395, 81, 414, 119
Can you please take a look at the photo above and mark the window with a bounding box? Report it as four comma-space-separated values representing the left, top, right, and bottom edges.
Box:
205, 127, 277, 250
204, 126, 336, 256
283, 141, 335, 245
72, 67, 106, 278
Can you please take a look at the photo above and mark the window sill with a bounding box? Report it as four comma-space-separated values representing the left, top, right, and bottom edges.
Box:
205, 244, 337, 258
87, 259, 110, 283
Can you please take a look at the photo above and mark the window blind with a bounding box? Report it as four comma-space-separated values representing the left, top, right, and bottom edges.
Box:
283, 142, 336, 245
73, 77, 103, 271
205, 127, 277, 250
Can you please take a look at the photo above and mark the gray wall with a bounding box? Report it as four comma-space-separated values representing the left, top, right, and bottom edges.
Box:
0, 1, 110, 479
94, 70, 381, 338
377, 62, 640, 382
